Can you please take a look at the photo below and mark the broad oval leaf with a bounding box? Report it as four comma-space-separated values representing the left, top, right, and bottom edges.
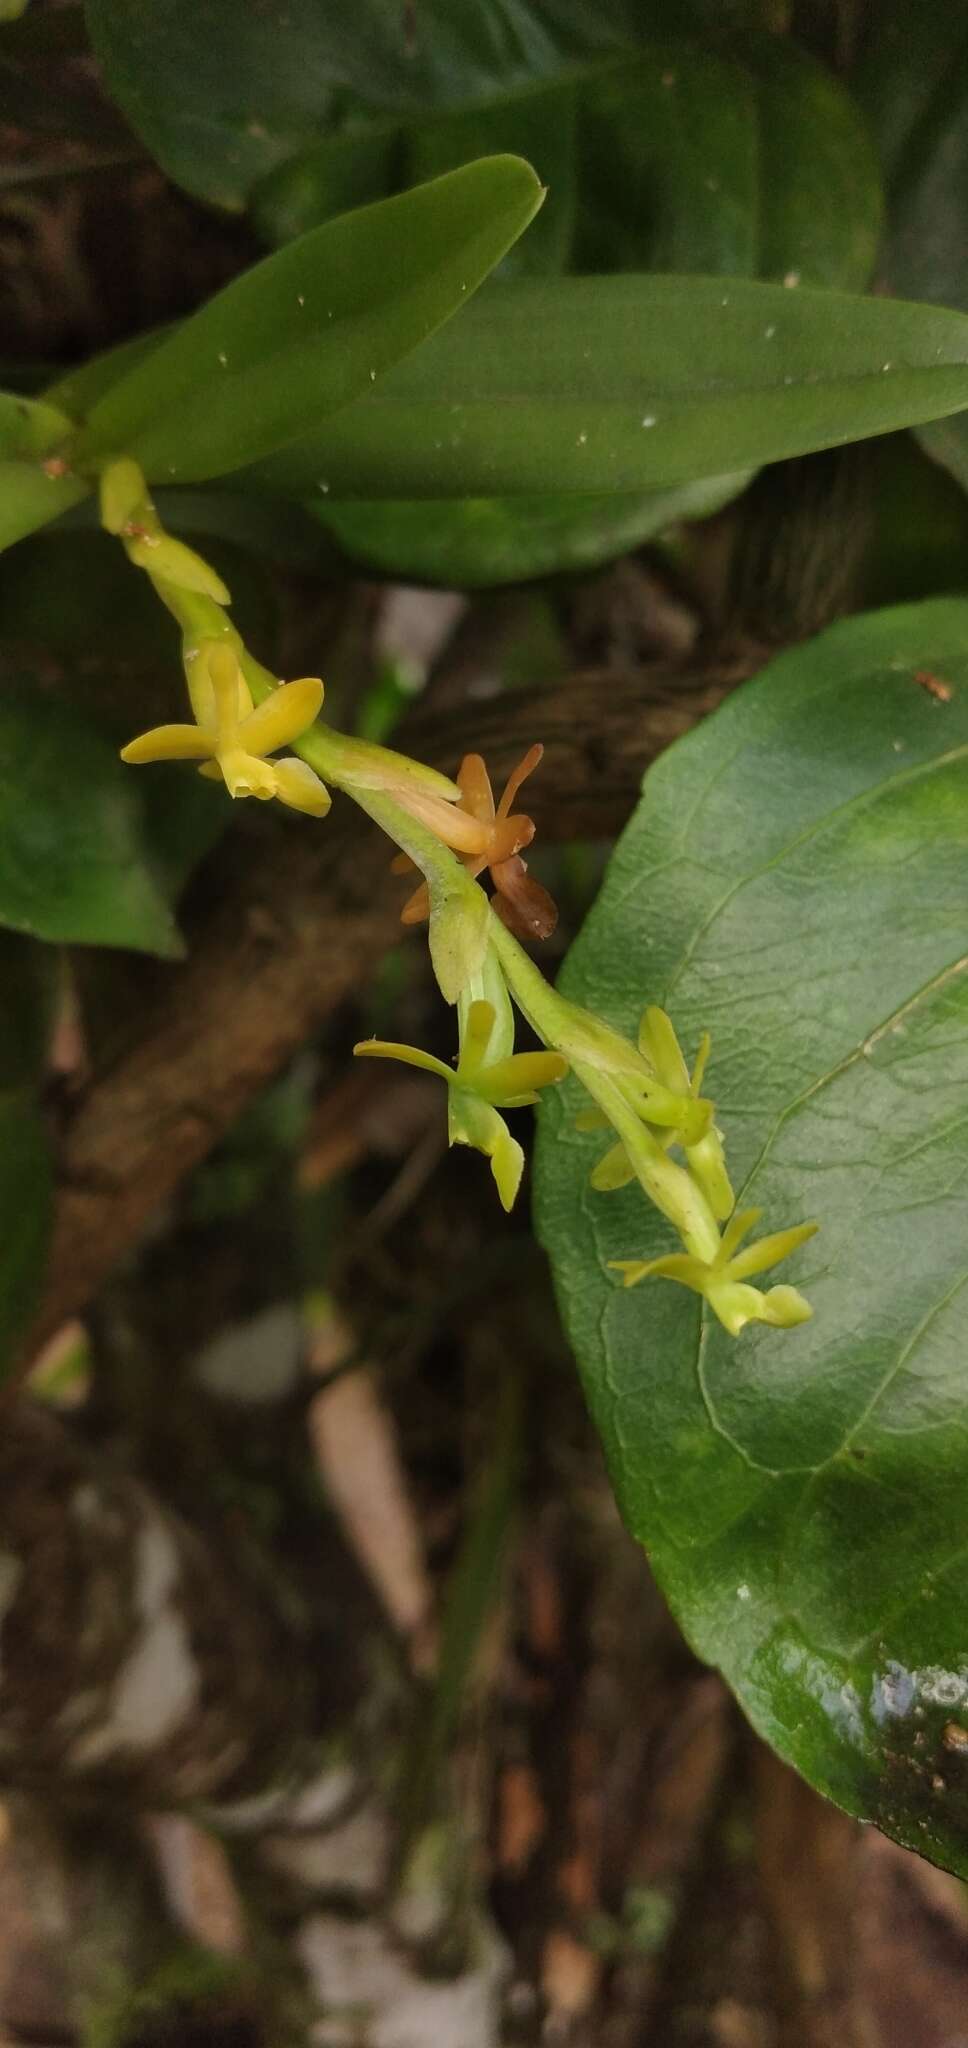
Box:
255, 36, 879, 296
243, 275, 968, 500
84, 0, 731, 211
535, 597, 968, 1875
72, 157, 544, 482
0, 685, 180, 954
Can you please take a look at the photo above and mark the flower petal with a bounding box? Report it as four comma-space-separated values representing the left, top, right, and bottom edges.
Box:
400, 879, 431, 925
121, 723, 216, 763
638, 1006, 691, 1094
456, 753, 495, 826
272, 756, 331, 817
728, 1219, 818, 1282
457, 999, 497, 1083
480, 1051, 568, 1103
496, 743, 543, 822
238, 677, 324, 757
354, 1038, 453, 1083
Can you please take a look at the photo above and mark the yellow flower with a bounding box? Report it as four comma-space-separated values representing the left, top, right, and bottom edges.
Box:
575, 1006, 732, 1216
354, 998, 567, 1211
120, 642, 330, 815
610, 1206, 818, 1336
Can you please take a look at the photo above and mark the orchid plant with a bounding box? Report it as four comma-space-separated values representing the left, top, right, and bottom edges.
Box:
106, 454, 816, 1338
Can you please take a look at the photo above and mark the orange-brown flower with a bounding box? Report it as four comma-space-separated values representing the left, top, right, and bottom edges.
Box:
392, 744, 558, 941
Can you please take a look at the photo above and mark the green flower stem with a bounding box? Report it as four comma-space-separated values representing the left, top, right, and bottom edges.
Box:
488, 915, 722, 1262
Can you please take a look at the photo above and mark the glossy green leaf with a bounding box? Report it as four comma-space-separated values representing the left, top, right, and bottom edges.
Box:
253, 35, 877, 293
856, 5, 968, 491
0, 391, 72, 461
535, 597, 968, 1875
0, 685, 180, 954
85, 0, 742, 211
72, 157, 545, 482
0, 461, 90, 552
244, 274, 968, 501
0, 1092, 51, 1377
316, 475, 746, 587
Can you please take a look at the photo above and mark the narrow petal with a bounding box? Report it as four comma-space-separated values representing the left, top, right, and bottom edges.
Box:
400, 879, 431, 925
686, 1126, 734, 1222
719, 1206, 763, 1264
390, 782, 490, 854
354, 1038, 453, 1083
638, 1006, 691, 1093
729, 1220, 818, 1282
608, 1252, 707, 1290
272, 756, 331, 817
390, 851, 415, 875
121, 724, 215, 763
456, 753, 495, 825
481, 1051, 568, 1102
608, 1259, 657, 1288
207, 644, 243, 744
490, 1126, 525, 1212
238, 677, 324, 757
690, 1031, 712, 1097
496, 743, 543, 821
457, 1000, 497, 1083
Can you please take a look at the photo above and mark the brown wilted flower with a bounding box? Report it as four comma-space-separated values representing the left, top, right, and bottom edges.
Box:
392, 743, 558, 941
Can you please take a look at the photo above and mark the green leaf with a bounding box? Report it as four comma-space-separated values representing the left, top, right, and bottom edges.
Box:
72, 157, 545, 482
0, 1092, 51, 1377
253, 35, 878, 294
0, 685, 180, 954
0, 460, 90, 551
243, 274, 968, 500
0, 391, 72, 461
316, 476, 746, 587
84, 0, 712, 211
573, 37, 879, 288
535, 597, 968, 1876
856, 5, 968, 491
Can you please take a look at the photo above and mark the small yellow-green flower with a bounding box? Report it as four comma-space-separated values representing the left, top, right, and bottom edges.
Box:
610, 1205, 818, 1336
120, 642, 330, 815
577, 1005, 733, 1220
354, 999, 567, 1211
